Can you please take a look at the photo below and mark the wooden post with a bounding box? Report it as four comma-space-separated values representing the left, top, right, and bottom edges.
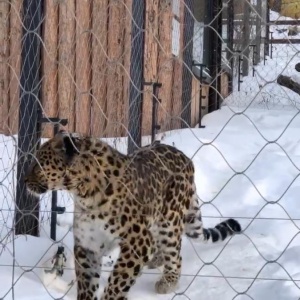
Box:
172, 0, 184, 129
121, 0, 132, 137
42, 0, 59, 137
242, 0, 251, 76
75, 0, 91, 135
9, 0, 22, 135
106, 1, 126, 137
15, 0, 43, 237
255, 0, 262, 65
58, 0, 76, 132
91, 0, 108, 137
157, 0, 174, 132
0, 1, 10, 134
142, 0, 159, 135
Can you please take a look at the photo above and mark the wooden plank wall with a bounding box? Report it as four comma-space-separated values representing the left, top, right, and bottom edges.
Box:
0, 1, 10, 135
54, 0, 132, 138
8, 0, 22, 135
142, 0, 184, 134
1, 0, 223, 138
42, 0, 59, 136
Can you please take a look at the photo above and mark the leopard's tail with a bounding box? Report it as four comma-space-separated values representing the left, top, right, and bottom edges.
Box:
184, 183, 242, 243
184, 183, 241, 242
185, 216, 241, 242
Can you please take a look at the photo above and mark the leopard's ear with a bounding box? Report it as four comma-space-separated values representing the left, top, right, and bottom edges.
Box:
52, 131, 80, 164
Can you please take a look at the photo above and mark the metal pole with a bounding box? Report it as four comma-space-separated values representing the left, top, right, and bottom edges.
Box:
143, 82, 162, 144
181, 0, 195, 128
128, 0, 145, 154
270, 31, 273, 58
40, 117, 67, 241
242, 0, 251, 77
255, 0, 262, 65
227, 0, 234, 94
249, 44, 256, 76
151, 83, 162, 143
209, 0, 222, 111
265, 0, 270, 55
236, 51, 243, 91
15, 0, 43, 236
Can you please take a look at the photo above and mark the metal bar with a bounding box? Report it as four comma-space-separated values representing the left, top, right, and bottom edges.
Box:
227, 0, 234, 94
209, 0, 222, 112
50, 123, 59, 241
236, 51, 243, 91
270, 31, 273, 58
271, 39, 300, 44
144, 81, 162, 144
249, 44, 256, 77
181, 0, 194, 128
128, 0, 145, 154
226, 19, 300, 26
269, 20, 300, 25
265, 0, 270, 55
242, 0, 251, 76
151, 83, 162, 143
15, 0, 43, 236
255, 0, 262, 65
40, 117, 67, 241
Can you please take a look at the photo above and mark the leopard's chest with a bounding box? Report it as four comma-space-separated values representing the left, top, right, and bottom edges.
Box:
73, 214, 120, 254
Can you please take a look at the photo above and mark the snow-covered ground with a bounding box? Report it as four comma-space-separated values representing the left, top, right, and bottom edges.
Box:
1, 10, 300, 300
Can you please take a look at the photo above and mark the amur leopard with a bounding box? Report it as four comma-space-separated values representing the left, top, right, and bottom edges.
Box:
25, 131, 241, 300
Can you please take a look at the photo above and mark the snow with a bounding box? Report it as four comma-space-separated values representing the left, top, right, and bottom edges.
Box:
1, 10, 300, 300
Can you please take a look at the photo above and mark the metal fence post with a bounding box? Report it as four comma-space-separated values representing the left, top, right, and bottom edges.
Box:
128, 0, 145, 154
40, 118, 68, 241
181, 0, 195, 128
242, 0, 251, 77
209, 0, 222, 112
15, 0, 43, 236
144, 82, 162, 144
255, 0, 262, 65
265, 0, 270, 55
227, 0, 234, 94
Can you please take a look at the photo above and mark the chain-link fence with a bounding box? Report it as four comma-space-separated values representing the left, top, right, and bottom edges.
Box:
1, 0, 300, 299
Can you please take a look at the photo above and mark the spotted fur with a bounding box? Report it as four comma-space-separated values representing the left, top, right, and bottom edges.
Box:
25, 131, 241, 300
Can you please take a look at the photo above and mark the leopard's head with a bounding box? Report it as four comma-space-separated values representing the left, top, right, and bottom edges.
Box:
24, 131, 80, 196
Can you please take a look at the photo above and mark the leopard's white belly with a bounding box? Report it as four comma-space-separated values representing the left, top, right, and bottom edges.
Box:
73, 213, 120, 254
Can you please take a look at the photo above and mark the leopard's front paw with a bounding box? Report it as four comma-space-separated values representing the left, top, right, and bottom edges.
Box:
155, 276, 178, 294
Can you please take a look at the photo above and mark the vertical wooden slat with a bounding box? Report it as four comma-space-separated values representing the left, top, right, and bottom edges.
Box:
42, 0, 59, 137
191, 76, 199, 126
171, 0, 184, 129
75, 0, 91, 135
106, 0, 126, 137
119, 0, 132, 137
171, 59, 182, 128
58, 0, 76, 132
157, 0, 174, 132
91, 0, 108, 137
142, 0, 159, 136
9, 0, 22, 135
0, 1, 10, 135
202, 85, 209, 120
191, 78, 209, 127
220, 72, 229, 99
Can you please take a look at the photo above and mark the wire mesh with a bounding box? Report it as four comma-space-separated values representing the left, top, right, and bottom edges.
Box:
1, 0, 300, 299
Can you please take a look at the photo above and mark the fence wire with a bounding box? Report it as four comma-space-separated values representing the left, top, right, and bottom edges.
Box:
1, 0, 300, 299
